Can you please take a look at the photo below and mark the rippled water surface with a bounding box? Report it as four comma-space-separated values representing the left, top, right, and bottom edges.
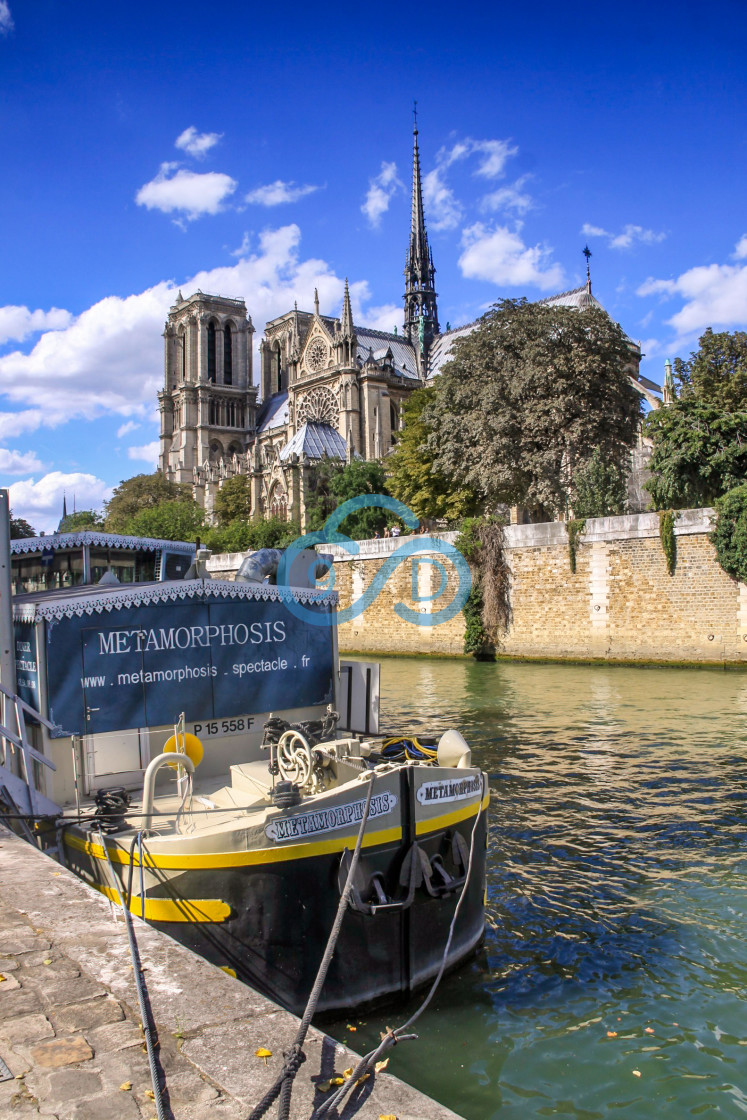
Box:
325, 659, 747, 1119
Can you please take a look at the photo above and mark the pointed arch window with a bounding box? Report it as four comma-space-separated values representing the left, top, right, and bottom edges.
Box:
207, 321, 216, 383
224, 322, 233, 385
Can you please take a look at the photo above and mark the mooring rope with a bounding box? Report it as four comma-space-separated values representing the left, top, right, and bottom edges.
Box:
247, 773, 378, 1120
97, 827, 169, 1120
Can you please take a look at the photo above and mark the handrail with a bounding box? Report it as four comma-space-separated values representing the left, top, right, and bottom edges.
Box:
141, 752, 195, 832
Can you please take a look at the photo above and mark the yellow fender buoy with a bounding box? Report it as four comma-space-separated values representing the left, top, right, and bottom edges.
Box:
163, 731, 204, 769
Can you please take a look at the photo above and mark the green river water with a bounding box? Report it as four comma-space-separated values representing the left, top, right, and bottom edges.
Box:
325, 658, 747, 1119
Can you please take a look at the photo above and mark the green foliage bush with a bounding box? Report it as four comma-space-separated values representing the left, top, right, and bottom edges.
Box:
455, 516, 508, 659
572, 448, 627, 518
202, 516, 301, 554
711, 484, 747, 583
658, 509, 677, 576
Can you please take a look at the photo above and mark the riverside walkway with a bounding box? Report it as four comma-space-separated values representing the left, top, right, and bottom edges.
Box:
0, 826, 463, 1120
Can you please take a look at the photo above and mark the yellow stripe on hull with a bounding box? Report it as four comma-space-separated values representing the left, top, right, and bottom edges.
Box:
92, 881, 230, 923
415, 792, 490, 836
63, 824, 403, 871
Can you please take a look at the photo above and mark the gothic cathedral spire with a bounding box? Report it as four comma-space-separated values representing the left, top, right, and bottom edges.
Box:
404, 107, 439, 365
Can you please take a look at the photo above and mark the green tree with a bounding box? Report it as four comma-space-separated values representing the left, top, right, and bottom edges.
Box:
645, 403, 747, 509
10, 514, 35, 539
306, 459, 397, 539
58, 509, 104, 532
104, 473, 194, 533
711, 484, 747, 583
388, 387, 479, 521
674, 328, 747, 410
213, 475, 253, 526
425, 299, 641, 518
126, 500, 206, 542
202, 515, 301, 554
572, 447, 628, 518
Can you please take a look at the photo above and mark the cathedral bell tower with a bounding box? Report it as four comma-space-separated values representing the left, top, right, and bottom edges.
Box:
403, 108, 439, 369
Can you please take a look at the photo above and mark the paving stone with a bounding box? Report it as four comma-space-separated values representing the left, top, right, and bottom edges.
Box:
94, 1047, 153, 1091
29, 1034, 93, 1068
41, 1068, 102, 1102
0, 934, 51, 954
0, 1012, 54, 1047
70, 1092, 143, 1120
17, 961, 81, 987
0, 986, 44, 1019
0, 969, 20, 989
0, 955, 20, 971
160, 1069, 219, 1104
38, 976, 107, 1008
85, 1019, 143, 1053
51, 996, 124, 1034
0, 1040, 31, 1076
170, 1100, 246, 1120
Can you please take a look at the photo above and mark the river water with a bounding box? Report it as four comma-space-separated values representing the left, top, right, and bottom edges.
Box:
325, 658, 747, 1119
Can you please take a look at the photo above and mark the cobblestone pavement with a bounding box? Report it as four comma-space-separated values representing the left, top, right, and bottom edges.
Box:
0, 826, 464, 1120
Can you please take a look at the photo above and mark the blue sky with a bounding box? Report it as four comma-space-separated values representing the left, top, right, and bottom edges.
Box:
2, 0, 747, 530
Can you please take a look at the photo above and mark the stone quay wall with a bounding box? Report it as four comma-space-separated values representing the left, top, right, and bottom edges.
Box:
207, 508, 747, 665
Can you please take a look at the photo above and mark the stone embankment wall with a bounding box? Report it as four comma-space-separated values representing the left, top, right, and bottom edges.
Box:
207, 508, 747, 664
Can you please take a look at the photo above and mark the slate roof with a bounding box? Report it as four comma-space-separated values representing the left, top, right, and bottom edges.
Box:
426, 321, 479, 380
256, 391, 289, 433
355, 328, 421, 381
537, 285, 604, 312
279, 422, 354, 462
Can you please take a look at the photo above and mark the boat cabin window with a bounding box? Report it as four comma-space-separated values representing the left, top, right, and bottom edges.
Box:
89, 548, 156, 584
11, 550, 84, 595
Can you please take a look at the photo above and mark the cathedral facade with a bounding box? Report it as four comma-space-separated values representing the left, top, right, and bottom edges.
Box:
158, 122, 661, 525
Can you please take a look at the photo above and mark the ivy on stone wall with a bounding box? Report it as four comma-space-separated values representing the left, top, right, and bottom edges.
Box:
455, 516, 510, 659
567, 518, 587, 574
658, 509, 677, 576
711, 484, 747, 583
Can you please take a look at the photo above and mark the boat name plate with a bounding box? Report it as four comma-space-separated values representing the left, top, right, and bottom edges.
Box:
416, 774, 483, 806
265, 792, 398, 843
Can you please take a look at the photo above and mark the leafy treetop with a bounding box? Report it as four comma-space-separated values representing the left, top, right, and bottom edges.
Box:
213, 474, 253, 527
10, 514, 35, 539
425, 299, 641, 519
387, 387, 479, 522
104, 473, 194, 533
674, 328, 747, 410
645, 402, 747, 510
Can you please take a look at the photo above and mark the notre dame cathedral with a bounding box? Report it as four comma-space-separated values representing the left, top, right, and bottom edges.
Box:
158, 122, 661, 525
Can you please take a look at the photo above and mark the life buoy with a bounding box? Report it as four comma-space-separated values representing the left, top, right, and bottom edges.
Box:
163, 731, 204, 769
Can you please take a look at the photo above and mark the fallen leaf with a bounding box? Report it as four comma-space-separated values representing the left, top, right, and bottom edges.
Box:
645, 1027, 655, 1034
43, 959, 52, 966
318, 1077, 345, 1092
379, 1115, 398, 1120
343, 1067, 354, 1079
52, 872, 62, 877
0, 976, 5, 983
255, 1048, 272, 1065
374, 1059, 389, 1073
145, 1089, 155, 1100
632, 1070, 642, 1078
347, 1024, 357, 1031
119, 1082, 132, 1091
356, 1073, 370, 1085
607, 1031, 618, 1038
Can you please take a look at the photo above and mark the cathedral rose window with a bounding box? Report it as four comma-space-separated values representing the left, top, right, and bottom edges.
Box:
297, 386, 339, 426
306, 338, 328, 373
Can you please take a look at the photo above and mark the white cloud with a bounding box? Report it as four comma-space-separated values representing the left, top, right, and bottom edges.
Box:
0, 448, 43, 474
117, 420, 140, 438
357, 302, 402, 334
361, 162, 403, 228
0, 1, 13, 35
136, 163, 237, 221
231, 232, 252, 257
245, 181, 319, 207
469, 139, 518, 179
175, 126, 222, 159
637, 254, 747, 335
8, 472, 112, 534
582, 222, 666, 250
0, 305, 72, 345
734, 235, 747, 260
481, 177, 533, 216
0, 224, 382, 434
128, 441, 160, 466
423, 167, 463, 231
0, 410, 43, 440
459, 223, 564, 290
